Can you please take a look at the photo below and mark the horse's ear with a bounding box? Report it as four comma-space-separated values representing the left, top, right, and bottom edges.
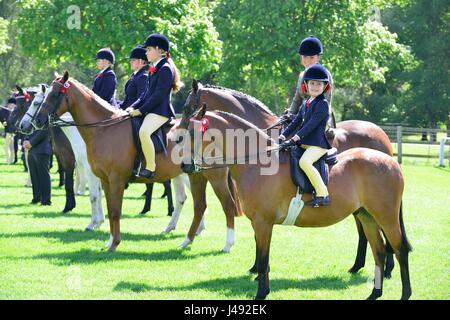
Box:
16, 85, 23, 95
41, 84, 47, 94
62, 71, 69, 83
192, 79, 198, 93
199, 103, 207, 118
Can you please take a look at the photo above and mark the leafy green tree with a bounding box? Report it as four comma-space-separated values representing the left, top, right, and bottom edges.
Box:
383, 0, 450, 130
213, 0, 414, 117
17, 0, 222, 83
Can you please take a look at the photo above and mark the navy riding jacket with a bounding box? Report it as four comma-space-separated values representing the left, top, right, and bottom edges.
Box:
119, 67, 149, 110
92, 66, 118, 107
282, 93, 331, 149
130, 58, 175, 119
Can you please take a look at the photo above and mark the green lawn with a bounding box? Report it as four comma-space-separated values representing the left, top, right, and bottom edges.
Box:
0, 138, 449, 300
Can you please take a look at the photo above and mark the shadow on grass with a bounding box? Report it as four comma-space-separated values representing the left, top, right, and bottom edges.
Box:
3, 209, 164, 220
32, 247, 223, 265
0, 202, 34, 209
113, 273, 367, 298
0, 229, 183, 244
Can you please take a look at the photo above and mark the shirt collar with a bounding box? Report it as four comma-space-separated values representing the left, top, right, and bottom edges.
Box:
100, 66, 110, 74
153, 58, 164, 67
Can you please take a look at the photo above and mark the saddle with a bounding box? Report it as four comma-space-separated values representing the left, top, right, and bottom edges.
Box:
289, 146, 338, 194
131, 117, 175, 175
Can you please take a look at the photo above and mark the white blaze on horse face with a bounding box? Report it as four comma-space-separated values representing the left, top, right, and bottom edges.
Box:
19, 92, 45, 129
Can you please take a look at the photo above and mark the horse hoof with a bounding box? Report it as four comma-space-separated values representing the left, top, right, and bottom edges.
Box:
366, 289, 382, 300
163, 225, 176, 233
179, 237, 192, 249
222, 243, 233, 253
139, 210, 149, 215
384, 272, 392, 279
168, 207, 174, 216
85, 225, 94, 232
255, 289, 269, 300
348, 265, 363, 274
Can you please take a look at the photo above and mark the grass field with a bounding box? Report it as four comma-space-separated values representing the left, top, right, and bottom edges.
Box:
0, 138, 449, 300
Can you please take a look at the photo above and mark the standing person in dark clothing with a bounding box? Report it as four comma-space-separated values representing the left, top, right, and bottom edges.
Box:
23, 128, 53, 205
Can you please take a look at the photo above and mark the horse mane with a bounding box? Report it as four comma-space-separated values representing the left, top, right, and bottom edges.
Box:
203, 84, 275, 117
68, 78, 121, 114
213, 110, 272, 141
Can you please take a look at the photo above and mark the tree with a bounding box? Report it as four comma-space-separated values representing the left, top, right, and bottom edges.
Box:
383, 0, 450, 130
17, 0, 222, 82
213, 0, 414, 116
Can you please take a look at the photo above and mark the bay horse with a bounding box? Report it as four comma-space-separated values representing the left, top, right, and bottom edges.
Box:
180, 80, 395, 277
10, 86, 76, 213
184, 105, 412, 300
30, 71, 242, 252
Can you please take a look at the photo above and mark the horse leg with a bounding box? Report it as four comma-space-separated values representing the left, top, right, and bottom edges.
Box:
253, 218, 273, 300
163, 180, 174, 216
163, 174, 188, 233
140, 183, 153, 215
384, 239, 395, 279
180, 173, 207, 248
56, 155, 65, 187
207, 172, 238, 253
358, 211, 386, 300
348, 211, 368, 274
85, 169, 104, 231
161, 180, 169, 198
382, 219, 412, 299
104, 177, 125, 252
62, 167, 76, 213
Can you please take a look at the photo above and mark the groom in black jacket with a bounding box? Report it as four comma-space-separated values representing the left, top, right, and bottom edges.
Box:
23, 128, 53, 205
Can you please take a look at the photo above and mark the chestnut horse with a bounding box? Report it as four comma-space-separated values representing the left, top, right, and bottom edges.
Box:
180, 80, 395, 277
184, 106, 411, 300
31, 71, 242, 252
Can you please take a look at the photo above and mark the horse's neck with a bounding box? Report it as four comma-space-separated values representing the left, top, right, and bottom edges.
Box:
204, 89, 278, 127
69, 86, 121, 144
71, 90, 117, 123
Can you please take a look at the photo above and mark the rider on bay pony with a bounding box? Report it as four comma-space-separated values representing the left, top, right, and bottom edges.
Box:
126, 33, 183, 179
119, 46, 149, 110
279, 63, 332, 208
93, 48, 118, 107
289, 36, 333, 127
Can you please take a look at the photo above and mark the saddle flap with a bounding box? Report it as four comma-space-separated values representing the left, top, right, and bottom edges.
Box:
289, 146, 330, 194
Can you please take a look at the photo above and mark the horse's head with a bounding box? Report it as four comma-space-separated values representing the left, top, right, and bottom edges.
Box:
19, 84, 48, 134
7, 86, 36, 132
33, 71, 71, 130
179, 79, 205, 130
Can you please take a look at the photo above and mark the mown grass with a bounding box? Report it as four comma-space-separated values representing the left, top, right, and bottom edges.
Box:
0, 138, 449, 300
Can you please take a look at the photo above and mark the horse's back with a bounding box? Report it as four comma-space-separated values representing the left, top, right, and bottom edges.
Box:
333, 147, 403, 190
334, 120, 393, 156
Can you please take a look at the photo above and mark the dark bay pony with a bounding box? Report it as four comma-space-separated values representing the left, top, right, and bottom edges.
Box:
30, 71, 242, 252
184, 106, 412, 300
10, 86, 77, 212
180, 80, 395, 277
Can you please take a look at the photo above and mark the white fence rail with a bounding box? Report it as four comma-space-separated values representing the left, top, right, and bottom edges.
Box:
379, 125, 450, 165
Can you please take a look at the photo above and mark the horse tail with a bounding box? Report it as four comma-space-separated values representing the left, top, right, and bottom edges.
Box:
399, 201, 413, 253
227, 170, 244, 217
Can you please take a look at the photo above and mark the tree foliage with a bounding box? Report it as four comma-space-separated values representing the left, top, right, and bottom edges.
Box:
17, 0, 222, 80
